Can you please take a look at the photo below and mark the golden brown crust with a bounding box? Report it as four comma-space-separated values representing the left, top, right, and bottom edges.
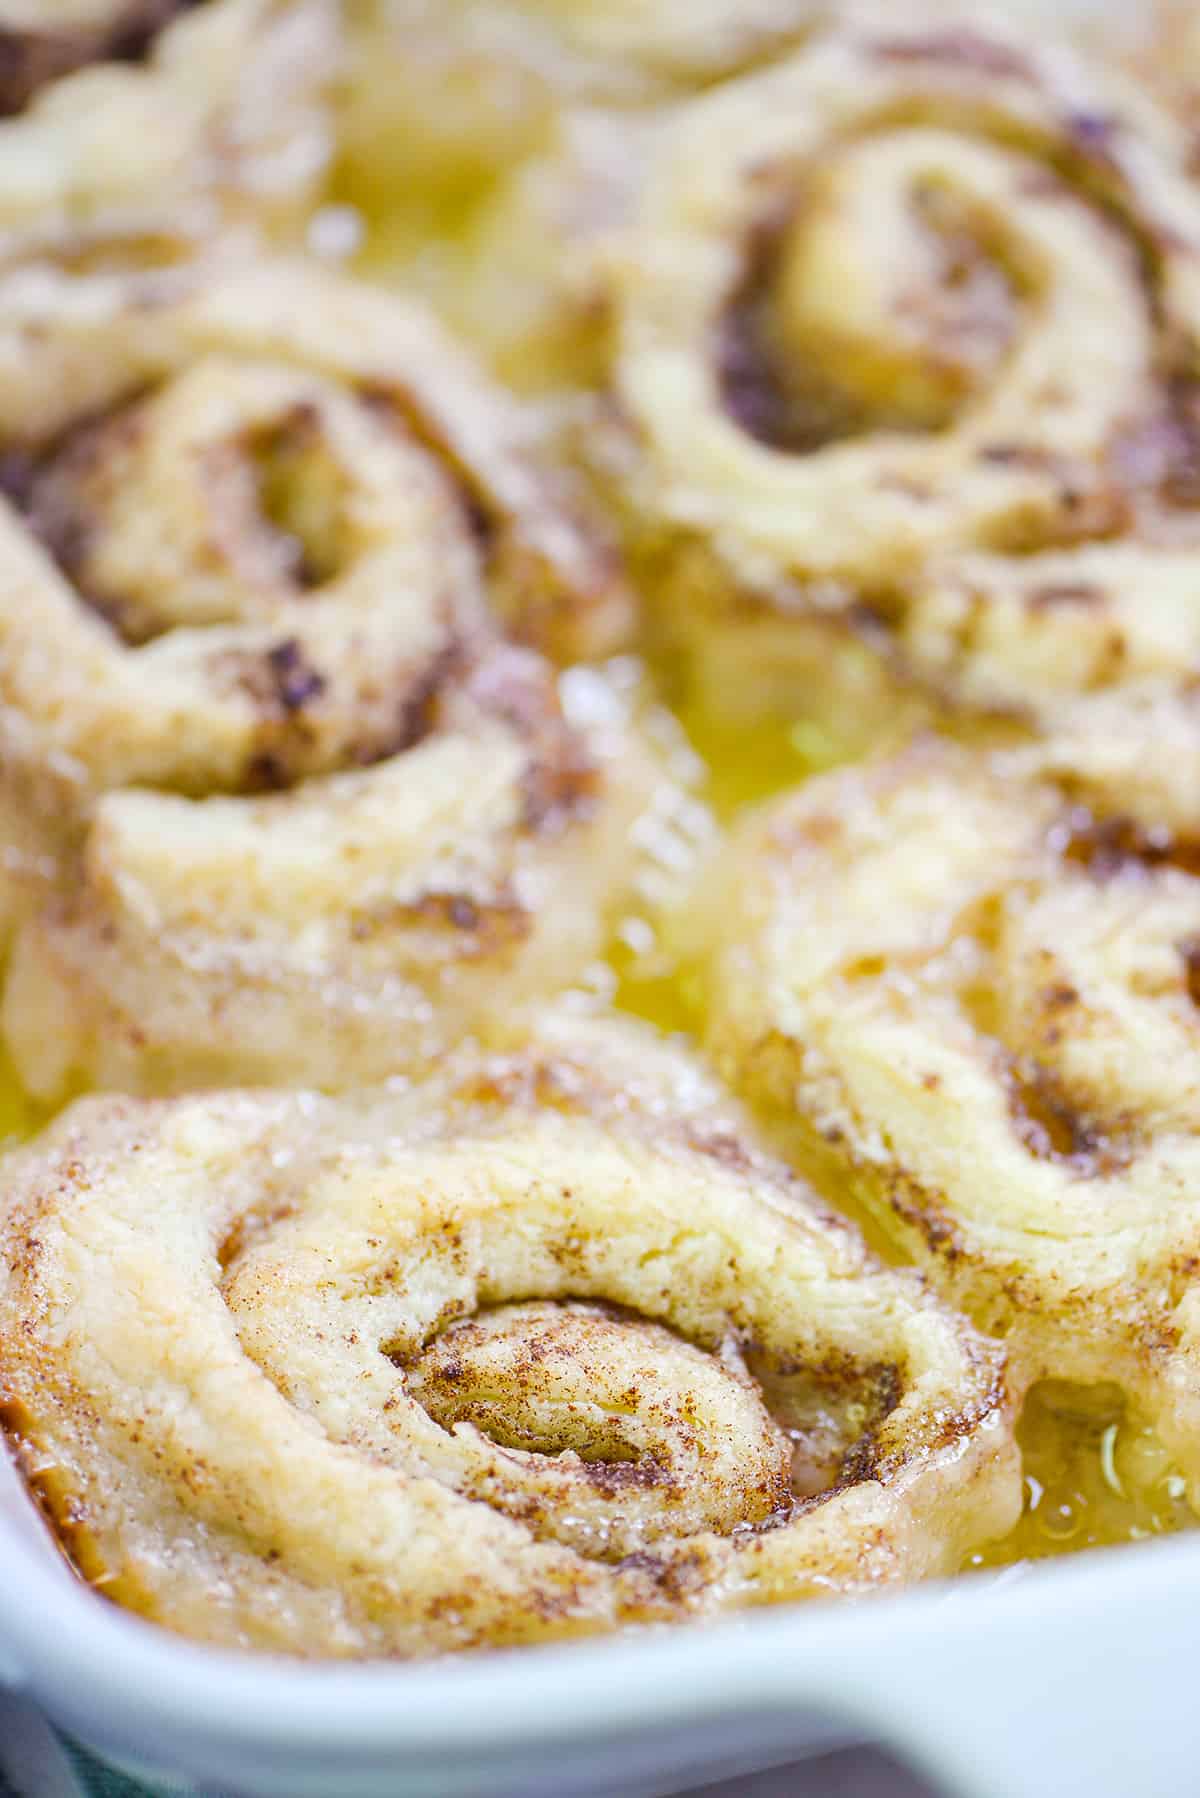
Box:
0, 1022, 1019, 1655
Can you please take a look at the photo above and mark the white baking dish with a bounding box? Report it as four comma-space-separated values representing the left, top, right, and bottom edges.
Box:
0, 1433, 1193, 1798
0, 2, 1191, 1792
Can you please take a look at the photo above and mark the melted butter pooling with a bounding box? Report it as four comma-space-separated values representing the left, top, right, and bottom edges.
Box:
617, 921, 1197, 1568
0, 1042, 39, 1145
972, 1385, 1192, 1568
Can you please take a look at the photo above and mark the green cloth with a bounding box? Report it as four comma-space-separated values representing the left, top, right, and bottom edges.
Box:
62, 1739, 165, 1798
0, 1722, 167, 1798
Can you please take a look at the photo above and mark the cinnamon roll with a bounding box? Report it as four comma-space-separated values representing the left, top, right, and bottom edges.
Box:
694, 732, 1200, 1504
0, 1023, 1019, 1654
608, 13, 1200, 734
0, 2, 337, 247
0, 259, 652, 1097
0, 254, 634, 648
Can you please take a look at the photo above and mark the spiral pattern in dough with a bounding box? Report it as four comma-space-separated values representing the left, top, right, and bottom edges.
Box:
0, 258, 651, 1095
610, 14, 1200, 728
0, 1, 337, 246
695, 731, 1200, 1503
0, 1023, 1019, 1655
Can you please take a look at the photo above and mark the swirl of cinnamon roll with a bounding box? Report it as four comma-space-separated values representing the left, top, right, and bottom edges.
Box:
609, 13, 1200, 729
0, 1023, 1019, 1655
0, 254, 633, 651
0, 2, 337, 246
694, 731, 1200, 1502
0, 259, 648, 1096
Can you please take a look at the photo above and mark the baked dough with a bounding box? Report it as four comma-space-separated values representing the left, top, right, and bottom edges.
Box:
339, 0, 828, 393
608, 13, 1200, 731
0, 1, 337, 246
340, 0, 820, 194
693, 728, 1200, 1503
0, 258, 656, 1095
0, 1022, 1019, 1655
